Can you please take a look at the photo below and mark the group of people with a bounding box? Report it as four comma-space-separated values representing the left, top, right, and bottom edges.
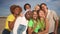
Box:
2, 3, 59, 34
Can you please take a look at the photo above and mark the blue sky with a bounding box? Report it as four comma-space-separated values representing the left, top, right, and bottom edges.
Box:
0, 0, 60, 17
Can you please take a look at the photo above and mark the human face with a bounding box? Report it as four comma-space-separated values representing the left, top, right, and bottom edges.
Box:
41, 5, 47, 11
33, 11, 38, 20
39, 10, 45, 18
34, 5, 40, 11
14, 7, 21, 15
25, 11, 32, 20
25, 5, 31, 10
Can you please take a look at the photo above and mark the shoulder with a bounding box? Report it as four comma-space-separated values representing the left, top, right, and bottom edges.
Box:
7, 14, 15, 19
6, 14, 15, 21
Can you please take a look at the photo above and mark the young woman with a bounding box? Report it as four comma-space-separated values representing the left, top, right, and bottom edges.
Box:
2, 5, 22, 34
28, 10, 39, 34
38, 10, 49, 34
34, 4, 40, 11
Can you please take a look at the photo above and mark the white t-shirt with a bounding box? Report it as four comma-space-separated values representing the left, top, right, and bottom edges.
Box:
13, 16, 28, 34
47, 10, 59, 33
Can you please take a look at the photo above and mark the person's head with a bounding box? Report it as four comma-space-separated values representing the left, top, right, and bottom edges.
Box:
25, 11, 32, 20
40, 3, 48, 11
38, 10, 45, 19
32, 10, 38, 20
24, 3, 31, 10
34, 4, 40, 11
10, 5, 22, 16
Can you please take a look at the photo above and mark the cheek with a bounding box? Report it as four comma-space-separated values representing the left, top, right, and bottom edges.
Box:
39, 13, 41, 16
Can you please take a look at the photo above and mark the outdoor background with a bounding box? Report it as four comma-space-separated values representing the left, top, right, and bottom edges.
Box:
0, 0, 60, 34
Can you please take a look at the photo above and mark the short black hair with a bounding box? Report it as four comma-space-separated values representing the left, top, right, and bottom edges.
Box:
24, 3, 31, 10
40, 3, 47, 9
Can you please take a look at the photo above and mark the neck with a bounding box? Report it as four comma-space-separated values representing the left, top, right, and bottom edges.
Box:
13, 14, 17, 18
44, 9, 48, 17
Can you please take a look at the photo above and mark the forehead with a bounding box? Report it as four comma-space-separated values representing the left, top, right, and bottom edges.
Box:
39, 10, 44, 13
26, 11, 32, 15
33, 11, 37, 14
41, 4, 47, 7
26, 5, 30, 7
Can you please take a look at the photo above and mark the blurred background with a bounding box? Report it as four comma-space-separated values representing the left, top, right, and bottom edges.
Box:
0, 0, 60, 34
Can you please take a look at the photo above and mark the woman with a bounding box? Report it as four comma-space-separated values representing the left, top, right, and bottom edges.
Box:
2, 5, 22, 34
38, 10, 49, 34
34, 4, 40, 11
28, 10, 39, 34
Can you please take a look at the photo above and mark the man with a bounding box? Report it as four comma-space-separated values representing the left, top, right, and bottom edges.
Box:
24, 3, 31, 14
40, 3, 59, 34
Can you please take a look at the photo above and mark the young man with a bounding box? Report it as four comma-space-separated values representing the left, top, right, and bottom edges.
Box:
24, 3, 31, 14
40, 3, 59, 34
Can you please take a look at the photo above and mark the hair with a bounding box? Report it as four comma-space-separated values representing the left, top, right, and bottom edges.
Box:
25, 11, 32, 20
32, 10, 38, 20
37, 9, 45, 19
34, 4, 40, 10
32, 10, 38, 15
40, 3, 48, 9
10, 5, 22, 14
24, 3, 31, 10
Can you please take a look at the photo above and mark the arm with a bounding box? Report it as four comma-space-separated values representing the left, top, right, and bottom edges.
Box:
8, 18, 17, 30
28, 27, 33, 34
52, 11, 59, 34
38, 18, 49, 34
54, 19, 59, 34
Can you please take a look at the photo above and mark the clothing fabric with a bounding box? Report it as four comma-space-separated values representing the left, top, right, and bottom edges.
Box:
13, 16, 28, 34
2, 29, 10, 34
5, 14, 15, 31
28, 19, 45, 33
17, 24, 26, 34
47, 10, 59, 33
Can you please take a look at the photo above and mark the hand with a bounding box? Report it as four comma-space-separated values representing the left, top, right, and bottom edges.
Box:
54, 30, 57, 34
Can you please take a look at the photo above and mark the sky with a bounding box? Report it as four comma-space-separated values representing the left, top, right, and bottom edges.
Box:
0, 0, 60, 17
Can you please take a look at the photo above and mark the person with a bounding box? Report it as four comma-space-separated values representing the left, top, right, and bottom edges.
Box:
2, 5, 22, 34
25, 11, 32, 20
13, 10, 32, 34
34, 4, 40, 11
37, 10, 49, 34
13, 16, 28, 34
28, 10, 39, 34
25, 11, 32, 34
40, 3, 59, 34
24, 3, 31, 14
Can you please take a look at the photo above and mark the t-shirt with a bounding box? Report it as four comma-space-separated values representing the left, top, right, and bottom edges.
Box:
13, 16, 28, 34
47, 10, 59, 33
5, 14, 15, 31
28, 19, 45, 33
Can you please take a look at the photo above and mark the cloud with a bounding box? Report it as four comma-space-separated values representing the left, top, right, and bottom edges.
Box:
0, 0, 60, 16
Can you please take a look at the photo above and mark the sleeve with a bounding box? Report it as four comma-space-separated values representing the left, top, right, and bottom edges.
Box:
7, 15, 15, 21
52, 10, 59, 20
28, 19, 33, 27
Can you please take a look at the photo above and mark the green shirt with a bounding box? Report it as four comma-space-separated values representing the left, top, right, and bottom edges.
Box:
28, 19, 45, 33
